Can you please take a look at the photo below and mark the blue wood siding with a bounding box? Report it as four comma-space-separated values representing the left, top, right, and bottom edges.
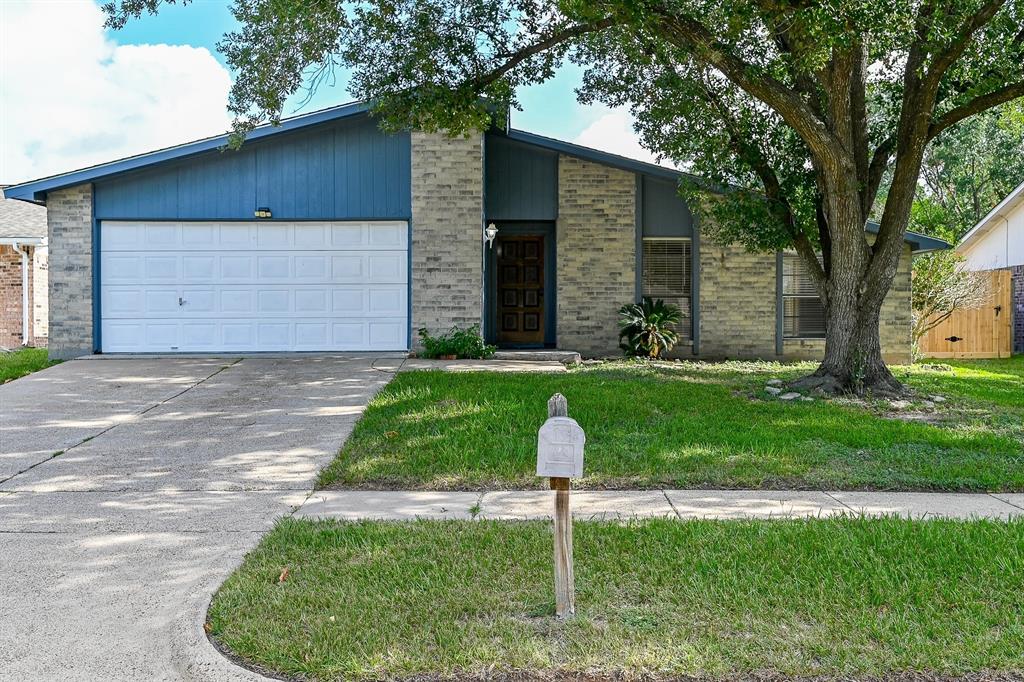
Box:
485, 134, 557, 221
641, 175, 693, 237
94, 116, 411, 220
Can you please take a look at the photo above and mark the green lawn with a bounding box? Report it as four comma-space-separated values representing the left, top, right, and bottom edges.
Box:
208, 517, 1024, 681
318, 357, 1024, 492
0, 347, 58, 383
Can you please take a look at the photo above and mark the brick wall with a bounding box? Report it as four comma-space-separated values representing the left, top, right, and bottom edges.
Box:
0, 245, 28, 347
0, 243, 47, 348
698, 239, 913, 363
47, 184, 93, 359
410, 132, 484, 341
699, 242, 777, 359
556, 156, 635, 356
1012, 265, 1024, 354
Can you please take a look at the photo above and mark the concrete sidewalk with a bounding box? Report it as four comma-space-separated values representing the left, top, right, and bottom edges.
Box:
297, 489, 1024, 521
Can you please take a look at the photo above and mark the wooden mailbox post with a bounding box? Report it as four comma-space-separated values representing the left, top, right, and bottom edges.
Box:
537, 393, 585, 619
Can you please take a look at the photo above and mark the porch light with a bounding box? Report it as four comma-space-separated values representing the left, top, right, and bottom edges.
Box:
255, 207, 272, 219
484, 223, 498, 248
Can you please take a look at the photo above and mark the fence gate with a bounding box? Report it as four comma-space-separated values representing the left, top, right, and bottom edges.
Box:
919, 270, 1013, 359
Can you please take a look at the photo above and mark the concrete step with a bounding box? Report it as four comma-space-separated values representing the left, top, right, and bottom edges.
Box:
492, 350, 581, 364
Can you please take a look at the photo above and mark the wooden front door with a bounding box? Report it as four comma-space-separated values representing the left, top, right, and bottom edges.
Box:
496, 235, 545, 345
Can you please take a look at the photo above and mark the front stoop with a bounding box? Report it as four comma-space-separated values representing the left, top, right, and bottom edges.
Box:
492, 350, 582, 364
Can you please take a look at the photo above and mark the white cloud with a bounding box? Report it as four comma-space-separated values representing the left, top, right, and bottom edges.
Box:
572, 109, 676, 169
0, 0, 232, 184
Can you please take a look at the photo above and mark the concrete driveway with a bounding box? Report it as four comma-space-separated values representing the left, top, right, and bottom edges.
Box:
0, 355, 400, 681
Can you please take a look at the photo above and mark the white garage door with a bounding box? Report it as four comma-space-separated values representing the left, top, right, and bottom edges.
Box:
100, 221, 409, 352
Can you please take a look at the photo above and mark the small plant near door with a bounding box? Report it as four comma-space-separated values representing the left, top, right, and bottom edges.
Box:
417, 325, 496, 360
618, 297, 682, 359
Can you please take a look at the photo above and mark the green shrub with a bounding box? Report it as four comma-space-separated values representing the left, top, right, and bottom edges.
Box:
417, 325, 496, 359
618, 297, 682, 359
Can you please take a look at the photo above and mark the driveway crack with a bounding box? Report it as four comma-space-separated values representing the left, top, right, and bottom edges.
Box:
0, 359, 241, 487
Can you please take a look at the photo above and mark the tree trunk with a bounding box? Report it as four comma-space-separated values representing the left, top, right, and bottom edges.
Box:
792, 291, 903, 396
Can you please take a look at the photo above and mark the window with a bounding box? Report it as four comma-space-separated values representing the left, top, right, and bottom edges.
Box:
642, 238, 692, 338
782, 253, 826, 338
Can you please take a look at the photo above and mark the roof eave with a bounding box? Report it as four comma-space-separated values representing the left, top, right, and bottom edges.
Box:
957, 179, 1024, 251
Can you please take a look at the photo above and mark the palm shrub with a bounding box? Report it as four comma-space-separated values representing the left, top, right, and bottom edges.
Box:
417, 325, 496, 359
618, 297, 682, 359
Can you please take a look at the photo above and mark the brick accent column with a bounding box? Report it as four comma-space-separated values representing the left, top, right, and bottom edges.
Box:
556, 156, 636, 357
47, 184, 93, 359
878, 244, 913, 364
410, 132, 484, 341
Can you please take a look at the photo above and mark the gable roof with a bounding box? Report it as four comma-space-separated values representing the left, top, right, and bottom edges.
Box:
0, 195, 46, 243
957, 180, 1024, 254
2, 101, 371, 203
0, 99, 950, 255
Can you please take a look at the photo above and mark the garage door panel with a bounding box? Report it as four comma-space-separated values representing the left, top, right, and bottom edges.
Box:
101, 220, 409, 352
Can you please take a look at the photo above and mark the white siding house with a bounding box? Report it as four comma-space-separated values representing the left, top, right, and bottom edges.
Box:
957, 181, 1024, 353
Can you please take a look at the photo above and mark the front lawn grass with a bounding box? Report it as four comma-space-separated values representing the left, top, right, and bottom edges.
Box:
208, 517, 1024, 681
318, 357, 1024, 492
0, 347, 58, 383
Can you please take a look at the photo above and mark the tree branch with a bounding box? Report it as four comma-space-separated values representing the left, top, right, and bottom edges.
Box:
649, 5, 848, 172
467, 16, 618, 90
925, 0, 1008, 88
928, 81, 1024, 140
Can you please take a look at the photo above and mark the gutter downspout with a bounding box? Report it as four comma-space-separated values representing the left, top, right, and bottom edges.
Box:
11, 242, 31, 345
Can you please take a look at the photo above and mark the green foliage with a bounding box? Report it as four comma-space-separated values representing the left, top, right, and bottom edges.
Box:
901, 103, 1024, 242
617, 297, 682, 359
0, 348, 58, 383
417, 325, 495, 359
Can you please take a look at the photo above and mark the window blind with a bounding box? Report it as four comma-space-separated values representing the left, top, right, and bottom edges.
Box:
782, 253, 826, 338
642, 238, 691, 338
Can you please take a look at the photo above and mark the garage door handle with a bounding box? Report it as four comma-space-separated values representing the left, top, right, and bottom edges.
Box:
178, 297, 185, 306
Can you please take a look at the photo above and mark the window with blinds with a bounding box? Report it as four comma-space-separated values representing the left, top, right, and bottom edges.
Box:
782, 253, 826, 338
642, 238, 692, 338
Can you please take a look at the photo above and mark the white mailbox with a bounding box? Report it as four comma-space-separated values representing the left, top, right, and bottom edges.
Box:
537, 416, 585, 478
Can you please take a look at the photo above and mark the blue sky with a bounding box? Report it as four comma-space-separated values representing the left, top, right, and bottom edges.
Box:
109, 0, 610, 140
1, 0, 655, 184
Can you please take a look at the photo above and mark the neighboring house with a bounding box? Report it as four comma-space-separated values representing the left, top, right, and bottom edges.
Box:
957, 180, 1024, 354
0, 195, 48, 348
3, 102, 947, 361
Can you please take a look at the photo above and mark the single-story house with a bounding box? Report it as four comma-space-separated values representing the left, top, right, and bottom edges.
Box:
3, 101, 947, 361
0, 195, 48, 349
957, 180, 1024, 353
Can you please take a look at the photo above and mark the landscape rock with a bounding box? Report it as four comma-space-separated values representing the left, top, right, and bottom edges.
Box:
800, 396, 814, 402
889, 399, 912, 410
765, 386, 783, 396
766, 379, 784, 387
779, 392, 801, 401
922, 400, 935, 409
930, 395, 946, 403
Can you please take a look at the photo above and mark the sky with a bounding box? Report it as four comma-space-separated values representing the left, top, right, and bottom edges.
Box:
0, 0, 661, 185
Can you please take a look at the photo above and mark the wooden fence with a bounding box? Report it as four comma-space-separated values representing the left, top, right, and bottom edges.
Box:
918, 269, 1013, 359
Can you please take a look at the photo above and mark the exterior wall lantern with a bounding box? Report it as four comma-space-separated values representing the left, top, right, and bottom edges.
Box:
484, 223, 498, 248
254, 207, 272, 219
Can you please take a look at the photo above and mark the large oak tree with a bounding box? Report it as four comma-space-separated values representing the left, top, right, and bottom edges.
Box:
107, 0, 1024, 394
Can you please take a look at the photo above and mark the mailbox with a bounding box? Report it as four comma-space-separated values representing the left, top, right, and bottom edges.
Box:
536, 416, 585, 478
